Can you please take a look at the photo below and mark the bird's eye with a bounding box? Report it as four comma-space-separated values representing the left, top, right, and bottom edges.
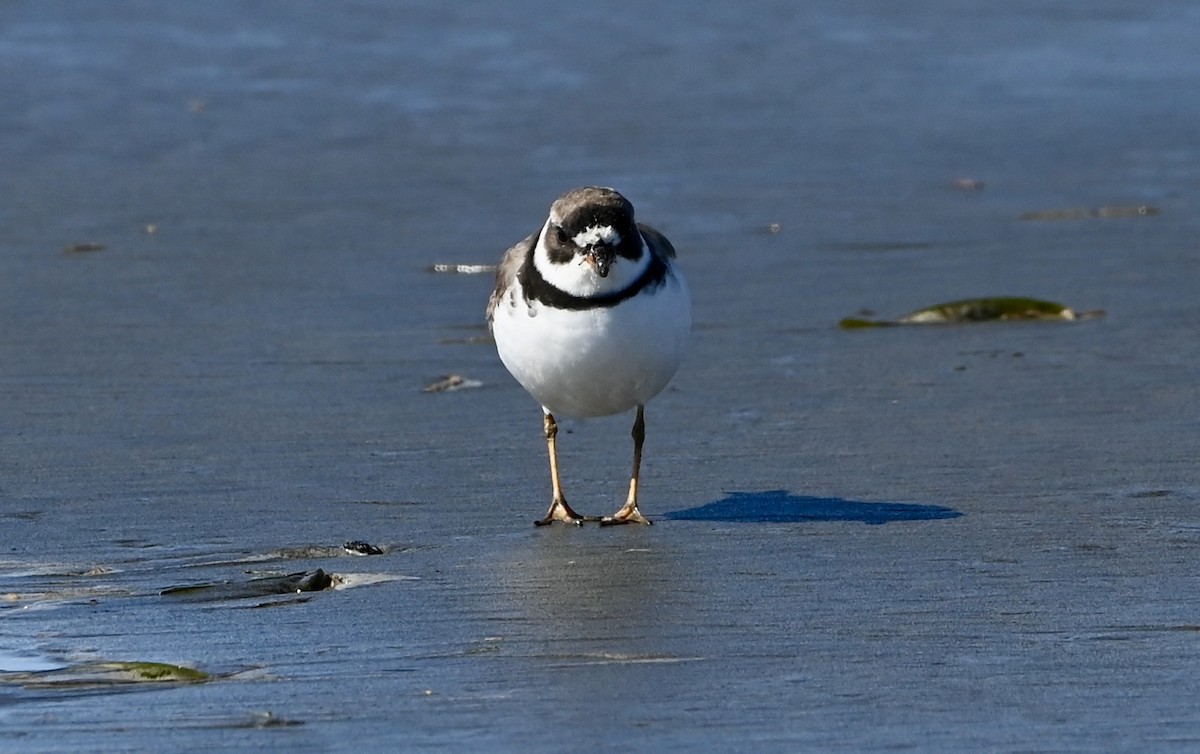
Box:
554, 227, 569, 245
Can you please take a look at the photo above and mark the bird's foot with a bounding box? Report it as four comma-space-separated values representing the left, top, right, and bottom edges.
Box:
599, 503, 653, 527
534, 498, 601, 527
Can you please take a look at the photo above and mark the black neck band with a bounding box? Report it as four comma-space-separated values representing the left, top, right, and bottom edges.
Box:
518, 243, 669, 311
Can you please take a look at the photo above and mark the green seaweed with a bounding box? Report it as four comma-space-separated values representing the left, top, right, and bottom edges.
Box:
2, 660, 210, 690
840, 297, 1102, 329
899, 297, 1078, 324
837, 317, 896, 330
103, 661, 210, 682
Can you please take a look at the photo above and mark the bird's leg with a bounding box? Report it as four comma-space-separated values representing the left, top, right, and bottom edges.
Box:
535, 411, 599, 526
601, 404, 653, 526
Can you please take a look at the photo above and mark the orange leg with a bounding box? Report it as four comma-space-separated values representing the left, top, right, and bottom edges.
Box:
601, 404, 652, 526
534, 411, 599, 526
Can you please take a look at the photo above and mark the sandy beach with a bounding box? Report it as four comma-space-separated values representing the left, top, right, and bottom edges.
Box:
3, 1, 1199, 750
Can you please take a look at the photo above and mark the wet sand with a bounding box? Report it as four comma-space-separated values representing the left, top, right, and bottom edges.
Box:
3, 1, 1200, 751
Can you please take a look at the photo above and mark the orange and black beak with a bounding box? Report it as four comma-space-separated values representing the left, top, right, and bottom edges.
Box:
584, 245, 614, 278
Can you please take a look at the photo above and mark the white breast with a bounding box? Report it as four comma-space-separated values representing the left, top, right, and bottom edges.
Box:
491, 271, 691, 418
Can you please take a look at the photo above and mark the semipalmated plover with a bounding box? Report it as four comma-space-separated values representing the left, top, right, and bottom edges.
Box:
487, 187, 691, 526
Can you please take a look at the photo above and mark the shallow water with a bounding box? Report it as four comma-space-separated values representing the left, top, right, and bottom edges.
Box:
3, 1, 1200, 751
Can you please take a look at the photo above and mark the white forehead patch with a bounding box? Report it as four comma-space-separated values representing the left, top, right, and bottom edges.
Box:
572, 225, 622, 248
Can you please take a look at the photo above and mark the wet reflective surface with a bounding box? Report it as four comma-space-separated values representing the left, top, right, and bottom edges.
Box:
3, 1, 1200, 750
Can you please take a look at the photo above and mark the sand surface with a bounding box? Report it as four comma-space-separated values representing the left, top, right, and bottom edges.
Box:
3, 1, 1199, 751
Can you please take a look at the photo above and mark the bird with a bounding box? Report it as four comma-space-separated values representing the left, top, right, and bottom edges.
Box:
486, 187, 691, 526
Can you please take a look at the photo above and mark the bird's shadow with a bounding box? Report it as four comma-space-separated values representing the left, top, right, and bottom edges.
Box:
663, 489, 962, 525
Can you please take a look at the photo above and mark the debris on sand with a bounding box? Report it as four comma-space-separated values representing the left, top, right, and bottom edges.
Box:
423, 374, 483, 393
839, 297, 1105, 329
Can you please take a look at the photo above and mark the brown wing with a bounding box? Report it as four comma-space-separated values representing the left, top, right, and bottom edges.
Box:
637, 223, 677, 259
485, 231, 538, 330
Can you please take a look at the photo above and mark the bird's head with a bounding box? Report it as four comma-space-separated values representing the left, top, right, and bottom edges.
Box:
544, 187, 641, 282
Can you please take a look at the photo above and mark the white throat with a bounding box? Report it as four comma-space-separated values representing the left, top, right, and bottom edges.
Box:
532, 222, 650, 298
